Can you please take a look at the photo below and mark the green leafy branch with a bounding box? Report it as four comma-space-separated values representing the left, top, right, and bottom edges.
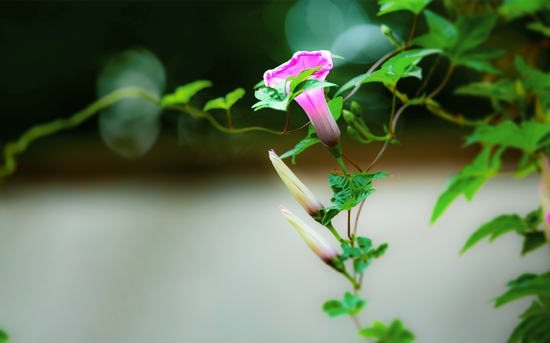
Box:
0, 87, 159, 181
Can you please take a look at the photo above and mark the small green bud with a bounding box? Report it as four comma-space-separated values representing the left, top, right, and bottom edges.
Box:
343, 109, 355, 123
381, 24, 393, 37
350, 101, 363, 117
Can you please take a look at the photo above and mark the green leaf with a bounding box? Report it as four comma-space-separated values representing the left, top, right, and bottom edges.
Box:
203, 97, 227, 111
335, 49, 440, 97
494, 272, 550, 308
527, 21, 550, 36
359, 319, 415, 343
466, 121, 550, 153
431, 146, 502, 223
353, 241, 388, 274
522, 231, 547, 256
507, 313, 550, 343
499, 0, 550, 22
280, 125, 320, 164
203, 88, 245, 111
450, 14, 498, 57
293, 80, 338, 96
454, 79, 516, 102
316, 207, 340, 226
322, 300, 348, 317
327, 97, 343, 121
175, 80, 212, 103
357, 236, 373, 252
460, 214, 526, 254
345, 293, 367, 316
414, 11, 501, 72
413, 10, 457, 50
0, 330, 8, 343
225, 88, 245, 108
377, 0, 431, 15
524, 208, 542, 228
289, 66, 322, 93
328, 171, 389, 211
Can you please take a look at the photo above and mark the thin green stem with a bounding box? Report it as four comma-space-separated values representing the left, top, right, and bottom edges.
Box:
342, 269, 360, 290
0, 87, 159, 178
183, 105, 282, 135
326, 222, 344, 242
425, 63, 455, 101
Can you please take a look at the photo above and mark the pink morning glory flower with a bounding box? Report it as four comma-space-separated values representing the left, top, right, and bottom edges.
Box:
263, 50, 340, 147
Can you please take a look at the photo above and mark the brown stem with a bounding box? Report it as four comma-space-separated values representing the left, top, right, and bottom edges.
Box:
285, 121, 311, 134
343, 153, 363, 172
353, 199, 367, 239
343, 49, 400, 103
366, 141, 389, 172
425, 63, 455, 101
226, 109, 234, 130
281, 107, 290, 135
351, 315, 363, 331
408, 14, 419, 42
348, 210, 352, 243
389, 88, 397, 136
415, 54, 441, 98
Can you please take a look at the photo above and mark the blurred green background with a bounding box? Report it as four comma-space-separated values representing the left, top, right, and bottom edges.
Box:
1, 0, 532, 176
0, 2, 549, 343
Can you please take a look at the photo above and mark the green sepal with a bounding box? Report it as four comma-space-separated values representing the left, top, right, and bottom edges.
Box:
315, 207, 340, 226
359, 319, 415, 343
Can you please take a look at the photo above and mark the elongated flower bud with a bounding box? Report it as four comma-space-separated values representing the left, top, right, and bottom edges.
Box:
263, 50, 340, 147
280, 206, 338, 264
269, 150, 324, 217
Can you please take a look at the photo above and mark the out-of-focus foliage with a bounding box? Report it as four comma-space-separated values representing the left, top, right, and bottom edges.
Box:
97, 49, 165, 158
359, 320, 415, 343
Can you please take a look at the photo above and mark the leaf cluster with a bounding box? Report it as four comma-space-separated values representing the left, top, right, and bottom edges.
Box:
359, 319, 415, 343
340, 237, 389, 274
460, 208, 546, 255
413, 11, 502, 72
322, 292, 367, 318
